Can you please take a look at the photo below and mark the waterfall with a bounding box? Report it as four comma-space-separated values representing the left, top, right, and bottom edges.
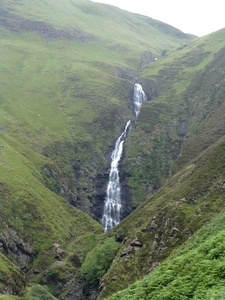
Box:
133, 83, 147, 116
102, 120, 131, 232
102, 84, 147, 232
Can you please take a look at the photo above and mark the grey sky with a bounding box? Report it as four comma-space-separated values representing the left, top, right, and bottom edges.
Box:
90, 0, 225, 37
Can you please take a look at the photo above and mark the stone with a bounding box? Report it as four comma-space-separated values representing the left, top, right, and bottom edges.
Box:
130, 237, 143, 248
169, 227, 180, 237
149, 221, 158, 230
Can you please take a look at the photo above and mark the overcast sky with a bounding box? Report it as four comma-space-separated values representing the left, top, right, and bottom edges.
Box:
90, 0, 225, 37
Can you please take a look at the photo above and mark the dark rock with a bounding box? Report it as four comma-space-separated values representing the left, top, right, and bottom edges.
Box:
130, 237, 143, 248
139, 51, 156, 67
0, 224, 36, 265
63, 275, 99, 300
0, 126, 7, 132
120, 245, 134, 257
20, 266, 29, 273
169, 227, 180, 236
68, 253, 82, 268
149, 221, 158, 230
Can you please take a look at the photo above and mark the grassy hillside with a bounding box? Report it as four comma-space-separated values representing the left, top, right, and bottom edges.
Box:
0, 132, 103, 296
3, 0, 225, 299
123, 28, 225, 206
107, 202, 225, 300
76, 30, 225, 298
98, 137, 225, 298
0, 0, 195, 220
1, 0, 194, 49
0, 0, 197, 298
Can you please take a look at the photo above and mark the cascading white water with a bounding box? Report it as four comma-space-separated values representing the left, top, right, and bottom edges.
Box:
102, 120, 131, 232
134, 83, 147, 116
102, 84, 147, 232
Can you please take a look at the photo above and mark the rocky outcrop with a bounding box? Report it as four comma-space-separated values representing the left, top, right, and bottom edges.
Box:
0, 253, 26, 296
63, 275, 99, 300
139, 51, 157, 68
120, 237, 143, 257
0, 224, 36, 270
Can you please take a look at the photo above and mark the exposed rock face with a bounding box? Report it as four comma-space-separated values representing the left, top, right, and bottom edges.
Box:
52, 243, 67, 260
72, 160, 100, 220
63, 275, 99, 300
94, 160, 135, 224
139, 51, 157, 67
42, 136, 136, 226
120, 237, 143, 257
0, 224, 36, 269
98, 210, 185, 299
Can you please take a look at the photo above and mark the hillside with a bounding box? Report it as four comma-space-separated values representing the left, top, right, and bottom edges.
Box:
123, 28, 225, 206
0, 0, 197, 298
75, 28, 225, 299
2, 0, 225, 299
0, 0, 195, 220
98, 137, 225, 298
107, 191, 225, 300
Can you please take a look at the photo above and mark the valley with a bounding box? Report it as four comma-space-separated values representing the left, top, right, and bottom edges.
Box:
1, 0, 225, 299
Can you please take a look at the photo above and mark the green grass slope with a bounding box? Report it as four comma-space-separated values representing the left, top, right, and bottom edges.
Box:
107, 206, 225, 300
0, 133, 103, 295
74, 27, 225, 298
123, 28, 225, 206
98, 137, 225, 298
0, 0, 196, 298
1, 0, 194, 50
0, 0, 195, 219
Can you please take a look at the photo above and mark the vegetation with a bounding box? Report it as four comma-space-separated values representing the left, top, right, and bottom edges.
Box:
99, 137, 225, 297
1, 0, 225, 299
107, 209, 225, 300
0, 253, 25, 295
123, 28, 225, 205
24, 284, 57, 300
78, 237, 120, 288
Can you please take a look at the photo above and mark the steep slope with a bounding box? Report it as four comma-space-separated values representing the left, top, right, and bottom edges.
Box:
0, 0, 195, 222
0, 0, 194, 48
107, 204, 225, 300
71, 28, 225, 298
1, 0, 225, 298
123, 28, 225, 206
99, 137, 225, 298
0, 0, 195, 298
0, 134, 103, 296
0, 253, 26, 295
0, 1, 195, 220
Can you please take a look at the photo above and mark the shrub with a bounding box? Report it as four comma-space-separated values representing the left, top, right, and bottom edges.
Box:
25, 284, 56, 300
78, 237, 120, 287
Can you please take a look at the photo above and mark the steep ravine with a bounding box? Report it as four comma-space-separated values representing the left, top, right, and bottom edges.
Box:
102, 84, 148, 232
40, 81, 155, 226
